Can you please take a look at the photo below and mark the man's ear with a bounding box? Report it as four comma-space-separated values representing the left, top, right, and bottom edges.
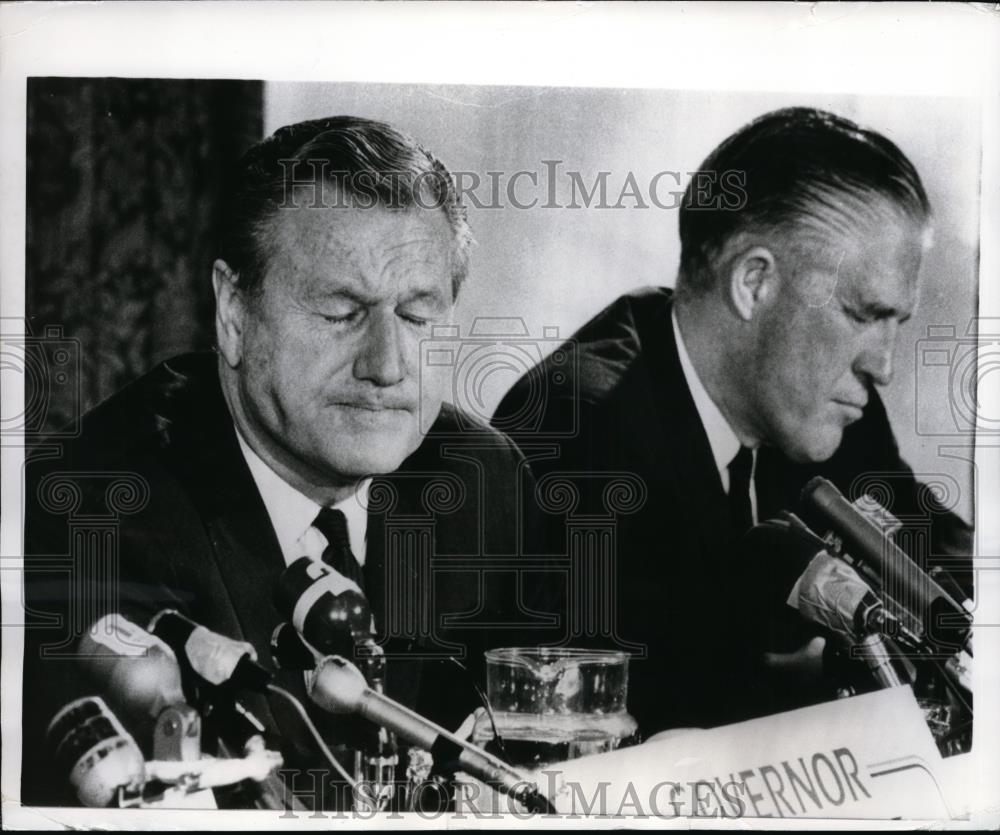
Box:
728, 245, 778, 322
212, 259, 246, 368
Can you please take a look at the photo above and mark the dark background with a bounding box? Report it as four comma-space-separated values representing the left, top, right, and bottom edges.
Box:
26, 77, 263, 432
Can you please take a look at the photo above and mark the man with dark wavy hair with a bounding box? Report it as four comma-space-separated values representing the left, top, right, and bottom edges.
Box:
23, 116, 538, 808
495, 107, 973, 735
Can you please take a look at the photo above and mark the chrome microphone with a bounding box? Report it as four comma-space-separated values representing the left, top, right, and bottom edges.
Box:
47, 696, 146, 807
308, 656, 554, 814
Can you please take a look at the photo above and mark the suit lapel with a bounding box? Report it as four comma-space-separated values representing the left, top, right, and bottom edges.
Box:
153, 357, 288, 729
638, 296, 732, 570
203, 486, 286, 670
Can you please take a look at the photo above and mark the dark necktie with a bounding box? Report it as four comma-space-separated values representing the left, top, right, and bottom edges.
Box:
313, 507, 366, 592
728, 445, 755, 537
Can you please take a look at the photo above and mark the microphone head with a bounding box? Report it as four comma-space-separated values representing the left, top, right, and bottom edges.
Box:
77, 614, 185, 719
799, 476, 843, 530
276, 557, 374, 656
184, 624, 265, 688
800, 476, 833, 503
307, 656, 369, 714
47, 696, 145, 807
791, 551, 876, 641
149, 609, 271, 692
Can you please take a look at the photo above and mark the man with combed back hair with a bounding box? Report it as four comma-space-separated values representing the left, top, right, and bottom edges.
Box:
494, 107, 973, 736
23, 116, 542, 809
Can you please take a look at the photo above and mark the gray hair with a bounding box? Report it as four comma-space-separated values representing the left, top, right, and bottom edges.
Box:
219, 116, 473, 297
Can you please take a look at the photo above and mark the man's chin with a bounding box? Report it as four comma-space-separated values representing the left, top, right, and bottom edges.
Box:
784, 426, 844, 464
321, 434, 423, 479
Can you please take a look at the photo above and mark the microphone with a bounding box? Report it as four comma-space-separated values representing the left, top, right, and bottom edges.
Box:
146, 611, 279, 759
800, 477, 972, 653
148, 609, 271, 692
274, 557, 374, 658
745, 520, 916, 692
47, 696, 146, 807
275, 559, 401, 811
47, 696, 283, 806
77, 614, 186, 720
308, 656, 554, 814
788, 550, 887, 642
744, 516, 900, 650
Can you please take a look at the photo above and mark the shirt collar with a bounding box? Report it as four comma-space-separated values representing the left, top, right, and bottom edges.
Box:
671, 308, 743, 483
234, 428, 369, 564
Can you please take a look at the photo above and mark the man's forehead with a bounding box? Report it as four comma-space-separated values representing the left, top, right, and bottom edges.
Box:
271, 194, 447, 247
264, 197, 453, 291
836, 214, 924, 299
783, 207, 924, 313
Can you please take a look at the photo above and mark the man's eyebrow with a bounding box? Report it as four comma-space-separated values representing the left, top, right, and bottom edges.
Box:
861, 300, 911, 322
305, 286, 449, 307
399, 289, 449, 306
306, 286, 372, 305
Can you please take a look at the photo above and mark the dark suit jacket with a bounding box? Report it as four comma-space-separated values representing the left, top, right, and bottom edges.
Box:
22, 352, 544, 807
493, 287, 973, 736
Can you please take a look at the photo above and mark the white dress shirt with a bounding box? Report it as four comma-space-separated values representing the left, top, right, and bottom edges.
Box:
671, 309, 758, 523
235, 429, 370, 567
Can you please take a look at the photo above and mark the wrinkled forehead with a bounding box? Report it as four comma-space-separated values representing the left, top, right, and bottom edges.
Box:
788, 186, 927, 245
782, 194, 927, 305
261, 187, 455, 286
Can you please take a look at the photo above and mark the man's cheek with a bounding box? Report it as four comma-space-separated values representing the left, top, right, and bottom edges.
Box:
420, 364, 450, 406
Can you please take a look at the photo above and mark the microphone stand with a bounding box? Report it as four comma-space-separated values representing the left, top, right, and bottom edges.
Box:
353, 641, 398, 812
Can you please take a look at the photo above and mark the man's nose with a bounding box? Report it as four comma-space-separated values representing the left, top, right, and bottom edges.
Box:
354, 310, 407, 386
854, 319, 898, 387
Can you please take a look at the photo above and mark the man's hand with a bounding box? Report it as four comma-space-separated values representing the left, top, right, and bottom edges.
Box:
644, 727, 706, 745
453, 707, 487, 742
762, 636, 827, 684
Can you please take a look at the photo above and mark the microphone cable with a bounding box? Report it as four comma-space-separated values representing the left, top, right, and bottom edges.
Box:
445, 655, 511, 764
265, 683, 357, 788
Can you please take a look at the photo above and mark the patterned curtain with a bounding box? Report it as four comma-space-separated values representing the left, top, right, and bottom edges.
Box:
26, 78, 263, 433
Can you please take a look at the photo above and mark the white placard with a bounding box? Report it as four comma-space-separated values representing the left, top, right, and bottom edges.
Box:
539, 686, 961, 821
